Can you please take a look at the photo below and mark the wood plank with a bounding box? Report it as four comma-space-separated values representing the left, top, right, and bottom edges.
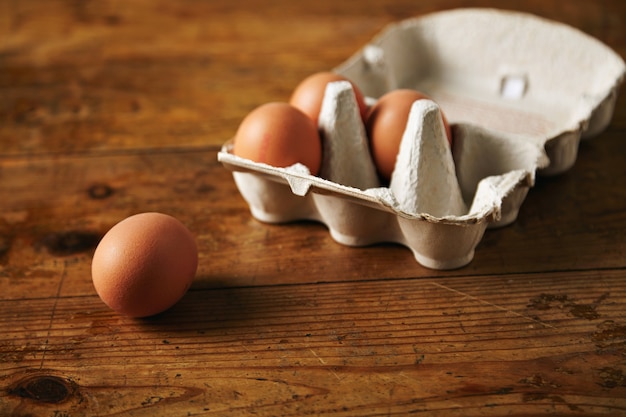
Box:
1, 0, 625, 155
1, 270, 625, 416
1, 129, 624, 300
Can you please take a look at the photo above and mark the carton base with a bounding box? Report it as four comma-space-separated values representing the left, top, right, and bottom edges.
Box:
413, 250, 475, 271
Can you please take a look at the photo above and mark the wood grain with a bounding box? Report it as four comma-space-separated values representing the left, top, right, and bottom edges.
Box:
1, 0, 625, 415
2, 271, 625, 415
2, 0, 625, 154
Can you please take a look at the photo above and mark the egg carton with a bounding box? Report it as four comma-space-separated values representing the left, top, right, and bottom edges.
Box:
218, 8, 625, 270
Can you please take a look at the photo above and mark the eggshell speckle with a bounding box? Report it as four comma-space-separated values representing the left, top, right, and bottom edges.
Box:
91, 212, 198, 318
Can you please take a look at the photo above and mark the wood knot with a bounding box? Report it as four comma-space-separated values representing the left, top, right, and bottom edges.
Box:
8, 374, 76, 404
88, 183, 114, 199
0, 234, 11, 259
40, 230, 101, 256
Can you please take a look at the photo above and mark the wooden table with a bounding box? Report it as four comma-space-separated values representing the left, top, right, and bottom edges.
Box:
1, 1, 625, 415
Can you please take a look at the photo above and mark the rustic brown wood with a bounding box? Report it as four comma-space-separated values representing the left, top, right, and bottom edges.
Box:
1, 0, 625, 415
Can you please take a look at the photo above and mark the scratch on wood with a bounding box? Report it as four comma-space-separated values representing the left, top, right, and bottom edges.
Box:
309, 349, 340, 380
430, 282, 557, 329
40, 261, 68, 369
309, 348, 326, 365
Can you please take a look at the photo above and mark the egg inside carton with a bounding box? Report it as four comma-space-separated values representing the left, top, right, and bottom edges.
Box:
219, 8, 625, 270
317, 81, 469, 218
220, 81, 549, 270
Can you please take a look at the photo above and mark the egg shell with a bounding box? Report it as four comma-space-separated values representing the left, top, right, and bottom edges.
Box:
233, 102, 322, 175
366, 89, 453, 180
219, 8, 624, 269
289, 71, 369, 124
91, 212, 198, 318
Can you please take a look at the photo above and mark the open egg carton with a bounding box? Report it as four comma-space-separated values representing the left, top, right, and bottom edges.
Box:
219, 8, 625, 270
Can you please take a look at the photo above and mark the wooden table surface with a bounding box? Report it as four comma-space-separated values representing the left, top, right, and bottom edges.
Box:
1, 1, 625, 416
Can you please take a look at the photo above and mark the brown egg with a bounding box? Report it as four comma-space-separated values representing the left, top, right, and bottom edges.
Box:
91, 212, 198, 318
233, 102, 322, 175
365, 89, 453, 181
289, 71, 368, 124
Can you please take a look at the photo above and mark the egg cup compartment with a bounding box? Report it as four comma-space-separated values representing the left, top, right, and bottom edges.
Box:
218, 8, 624, 270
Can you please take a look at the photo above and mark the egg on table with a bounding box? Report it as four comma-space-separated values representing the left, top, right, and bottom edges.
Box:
91, 212, 198, 318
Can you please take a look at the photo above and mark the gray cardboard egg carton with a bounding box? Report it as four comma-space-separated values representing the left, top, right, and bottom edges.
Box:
219, 8, 625, 270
